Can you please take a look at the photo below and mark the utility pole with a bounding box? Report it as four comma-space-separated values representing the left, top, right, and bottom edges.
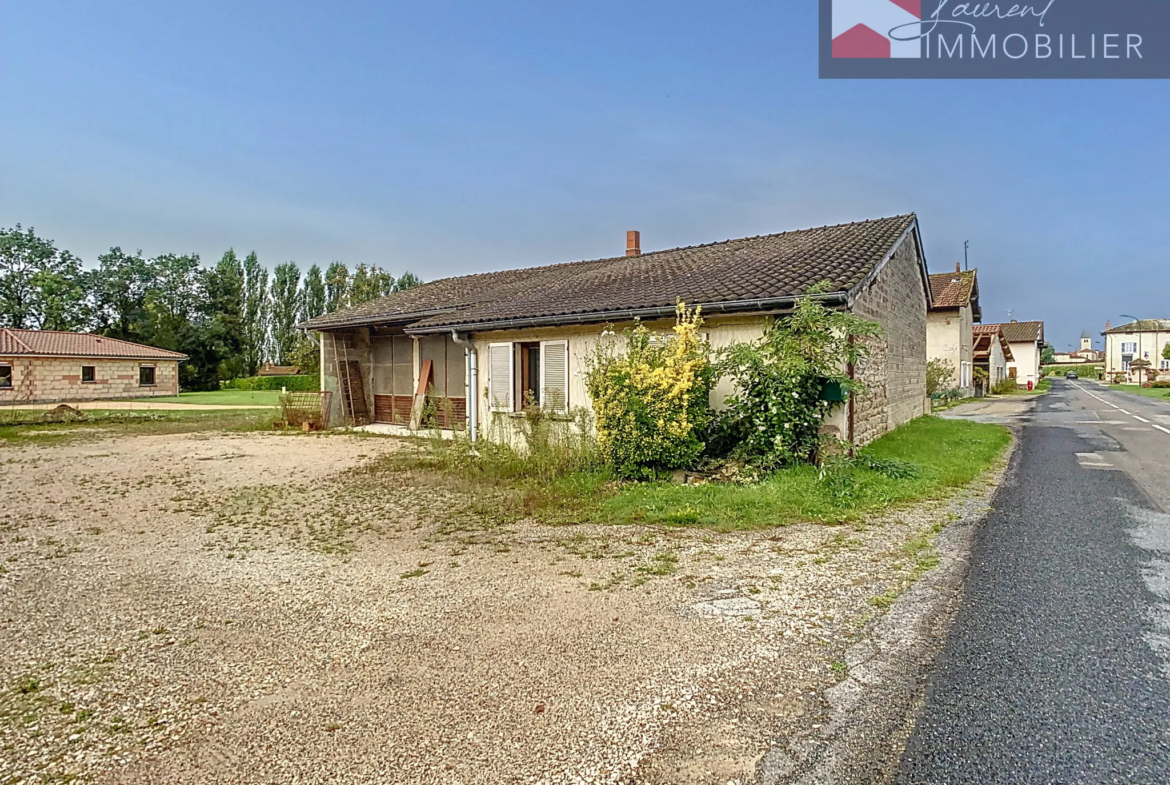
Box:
964, 240, 969, 271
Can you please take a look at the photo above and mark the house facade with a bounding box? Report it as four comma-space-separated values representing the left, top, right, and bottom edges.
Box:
0, 329, 184, 404
1103, 319, 1170, 383
982, 320, 1044, 388
973, 324, 1013, 388
926, 265, 979, 394
303, 215, 934, 448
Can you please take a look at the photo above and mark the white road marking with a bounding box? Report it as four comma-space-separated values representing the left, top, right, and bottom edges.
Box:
1069, 382, 1167, 436
1075, 452, 1114, 468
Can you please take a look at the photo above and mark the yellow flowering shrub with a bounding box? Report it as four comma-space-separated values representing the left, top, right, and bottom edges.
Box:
584, 303, 714, 478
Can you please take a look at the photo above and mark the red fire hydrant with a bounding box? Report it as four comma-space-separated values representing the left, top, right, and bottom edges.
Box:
1028, 380, 1034, 391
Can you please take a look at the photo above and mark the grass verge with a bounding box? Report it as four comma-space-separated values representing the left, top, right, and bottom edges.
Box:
1109, 384, 1170, 402
0, 409, 278, 443
126, 390, 281, 406
375, 416, 1010, 531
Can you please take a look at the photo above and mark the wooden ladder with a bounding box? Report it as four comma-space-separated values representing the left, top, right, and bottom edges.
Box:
331, 333, 369, 425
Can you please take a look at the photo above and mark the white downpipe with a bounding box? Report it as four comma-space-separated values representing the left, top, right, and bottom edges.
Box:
451, 330, 478, 441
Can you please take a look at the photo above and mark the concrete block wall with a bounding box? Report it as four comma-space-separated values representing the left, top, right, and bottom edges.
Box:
0, 357, 180, 404
850, 232, 930, 446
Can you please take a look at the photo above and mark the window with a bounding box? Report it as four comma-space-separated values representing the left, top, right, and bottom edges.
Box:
0, 363, 11, 389
1121, 342, 1138, 354
81, 365, 95, 383
1162, 359, 1170, 371
139, 365, 156, 386
487, 340, 569, 413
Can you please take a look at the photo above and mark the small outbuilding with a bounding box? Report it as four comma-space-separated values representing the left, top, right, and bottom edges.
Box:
0, 329, 185, 405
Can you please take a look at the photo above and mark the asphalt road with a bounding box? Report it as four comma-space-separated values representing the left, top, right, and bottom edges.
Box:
895, 379, 1170, 784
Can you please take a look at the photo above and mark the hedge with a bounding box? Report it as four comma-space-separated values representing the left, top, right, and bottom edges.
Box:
223, 375, 321, 391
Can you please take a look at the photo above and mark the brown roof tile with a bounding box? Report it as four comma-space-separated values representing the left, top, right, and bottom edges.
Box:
302, 215, 924, 333
928, 269, 978, 309
0, 329, 187, 360
983, 321, 1044, 344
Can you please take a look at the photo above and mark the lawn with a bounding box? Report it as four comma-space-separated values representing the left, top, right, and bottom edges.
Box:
596, 417, 1011, 530
129, 389, 282, 406
388, 415, 1012, 532
1109, 384, 1170, 402
0, 408, 278, 442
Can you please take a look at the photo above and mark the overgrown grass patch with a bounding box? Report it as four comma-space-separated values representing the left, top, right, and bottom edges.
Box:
596, 417, 1008, 530
0, 409, 278, 443
376, 416, 1009, 532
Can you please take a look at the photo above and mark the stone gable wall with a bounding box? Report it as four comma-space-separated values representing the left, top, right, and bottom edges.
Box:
849, 232, 929, 446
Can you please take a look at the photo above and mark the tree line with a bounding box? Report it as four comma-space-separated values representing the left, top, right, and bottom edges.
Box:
0, 224, 421, 390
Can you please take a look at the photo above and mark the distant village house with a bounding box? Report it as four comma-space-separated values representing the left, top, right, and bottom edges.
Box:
0, 329, 184, 404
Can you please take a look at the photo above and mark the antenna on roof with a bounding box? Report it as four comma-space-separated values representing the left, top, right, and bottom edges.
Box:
964, 240, 969, 271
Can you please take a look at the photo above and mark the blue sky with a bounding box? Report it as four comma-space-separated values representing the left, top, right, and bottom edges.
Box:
2, 1, 1167, 351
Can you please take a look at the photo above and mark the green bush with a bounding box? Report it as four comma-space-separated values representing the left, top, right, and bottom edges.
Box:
991, 377, 1018, 395
711, 285, 881, 469
223, 374, 320, 391
584, 303, 714, 479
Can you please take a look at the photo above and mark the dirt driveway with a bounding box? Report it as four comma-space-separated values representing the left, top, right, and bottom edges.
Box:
1, 430, 977, 784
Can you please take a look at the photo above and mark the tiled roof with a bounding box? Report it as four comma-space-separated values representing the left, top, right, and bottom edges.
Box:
0, 329, 187, 360
1104, 319, 1170, 334
928, 269, 978, 309
983, 320, 1044, 344
302, 215, 924, 333
973, 324, 1014, 361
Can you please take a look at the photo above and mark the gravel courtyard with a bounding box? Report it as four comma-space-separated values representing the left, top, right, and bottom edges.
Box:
1, 430, 983, 785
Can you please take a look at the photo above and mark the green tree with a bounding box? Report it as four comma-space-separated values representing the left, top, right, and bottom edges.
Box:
270, 262, 302, 365
242, 252, 270, 375
325, 261, 349, 312
350, 263, 395, 305
93, 248, 154, 341
206, 249, 247, 380
302, 263, 326, 322
391, 271, 423, 292
1041, 343, 1056, 365
0, 225, 88, 330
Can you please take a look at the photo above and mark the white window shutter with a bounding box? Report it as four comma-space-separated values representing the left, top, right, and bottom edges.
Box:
540, 340, 569, 413
488, 343, 513, 411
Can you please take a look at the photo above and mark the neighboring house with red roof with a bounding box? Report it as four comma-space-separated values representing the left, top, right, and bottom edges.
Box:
301, 214, 935, 448
926, 264, 980, 393
0, 329, 185, 404
973, 324, 1014, 388
982, 320, 1045, 388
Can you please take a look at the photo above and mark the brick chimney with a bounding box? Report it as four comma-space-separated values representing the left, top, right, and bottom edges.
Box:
1106, 321, 1111, 331
956, 262, 961, 273
626, 230, 641, 257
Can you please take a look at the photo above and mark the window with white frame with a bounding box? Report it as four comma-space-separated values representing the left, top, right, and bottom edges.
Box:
0, 363, 11, 389
487, 340, 569, 414
1121, 341, 1138, 354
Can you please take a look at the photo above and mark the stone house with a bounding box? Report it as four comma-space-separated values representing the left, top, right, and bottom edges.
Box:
0, 329, 184, 404
1103, 319, 1170, 382
926, 265, 980, 394
973, 324, 1013, 388
301, 214, 934, 448
981, 320, 1044, 388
